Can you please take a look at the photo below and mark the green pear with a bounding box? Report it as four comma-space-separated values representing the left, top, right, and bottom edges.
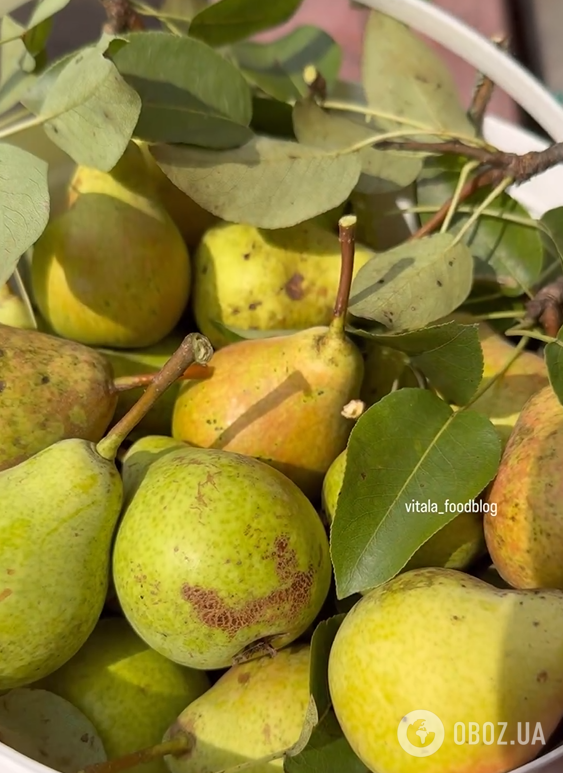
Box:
329, 567, 563, 773
38, 617, 210, 773
0, 323, 117, 471
0, 332, 212, 689
322, 450, 485, 573
31, 142, 191, 349
112, 446, 331, 670
98, 335, 185, 438
165, 644, 310, 773
192, 220, 373, 349
484, 384, 563, 589
121, 435, 188, 506
0, 283, 35, 329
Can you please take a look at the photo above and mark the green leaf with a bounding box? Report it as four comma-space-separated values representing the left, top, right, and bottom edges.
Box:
545, 332, 563, 407
0, 16, 36, 114
22, 17, 52, 56
349, 321, 484, 405
0, 143, 49, 286
23, 0, 71, 29
331, 389, 501, 597
151, 136, 362, 229
20, 50, 73, 112
348, 233, 474, 332
0, 688, 106, 772
212, 319, 302, 344
108, 31, 253, 148
233, 25, 341, 103
251, 94, 295, 139
309, 615, 345, 718
292, 99, 423, 194
188, 0, 304, 47
362, 11, 475, 138
539, 206, 563, 271
417, 157, 544, 296
23, 47, 141, 171
285, 712, 368, 773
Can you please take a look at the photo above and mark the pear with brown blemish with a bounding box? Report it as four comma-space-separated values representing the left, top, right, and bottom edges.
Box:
112, 446, 331, 670
172, 216, 365, 501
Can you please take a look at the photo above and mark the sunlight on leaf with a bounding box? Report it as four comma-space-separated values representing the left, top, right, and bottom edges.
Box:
189, 0, 304, 47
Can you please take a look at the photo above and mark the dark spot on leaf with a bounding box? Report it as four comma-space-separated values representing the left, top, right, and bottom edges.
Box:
80, 733, 90, 743
378, 278, 385, 284
436, 280, 443, 287
285, 273, 305, 300
533, 621, 540, 627
448, 260, 454, 266
360, 472, 366, 480
52, 126, 59, 134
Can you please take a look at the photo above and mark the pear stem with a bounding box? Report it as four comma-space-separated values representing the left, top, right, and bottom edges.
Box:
96, 333, 213, 461
76, 734, 193, 773
331, 215, 358, 337
111, 363, 209, 393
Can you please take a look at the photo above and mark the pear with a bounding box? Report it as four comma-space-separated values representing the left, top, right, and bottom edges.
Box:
164, 644, 310, 773
121, 434, 188, 506
0, 283, 35, 329
31, 142, 191, 349
360, 342, 419, 407
173, 216, 365, 500
322, 450, 485, 573
0, 332, 212, 689
329, 567, 563, 773
112, 446, 331, 670
484, 385, 563, 589
192, 219, 373, 349
0, 323, 118, 471
38, 617, 210, 773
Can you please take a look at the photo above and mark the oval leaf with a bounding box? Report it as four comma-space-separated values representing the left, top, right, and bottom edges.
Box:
188, 0, 304, 47
309, 615, 345, 719
0, 143, 49, 286
151, 136, 362, 229
331, 389, 501, 597
0, 16, 37, 114
285, 711, 368, 773
417, 157, 544, 296
348, 233, 474, 332
26, 48, 141, 171
108, 31, 253, 148
233, 25, 341, 103
362, 11, 475, 138
349, 321, 484, 405
0, 688, 106, 773
292, 99, 422, 194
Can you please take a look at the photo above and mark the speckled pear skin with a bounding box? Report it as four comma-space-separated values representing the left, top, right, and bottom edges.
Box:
121, 435, 188, 507
38, 617, 210, 773
172, 326, 364, 501
322, 450, 485, 575
329, 568, 563, 773
0, 324, 117, 471
112, 447, 331, 670
165, 644, 310, 773
31, 143, 191, 349
0, 438, 122, 689
192, 221, 374, 350
484, 385, 563, 589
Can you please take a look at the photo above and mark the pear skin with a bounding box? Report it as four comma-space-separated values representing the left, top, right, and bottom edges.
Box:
38, 617, 210, 773
172, 325, 364, 500
192, 221, 373, 349
329, 567, 563, 773
121, 434, 188, 507
484, 385, 563, 589
31, 143, 191, 349
165, 644, 310, 773
322, 450, 485, 574
112, 447, 331, 670
0, 324, 117, 471
0, 284, 35, 329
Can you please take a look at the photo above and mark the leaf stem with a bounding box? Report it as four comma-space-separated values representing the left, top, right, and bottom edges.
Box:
451, 177, 513, 247
462, 334, 529, 411
440, 160, 481, 233
97, 333, 213, 461
331, 215, 357, 336
404, 204, 539, 230
77, 735, 192, 773
504, 328, 559, 346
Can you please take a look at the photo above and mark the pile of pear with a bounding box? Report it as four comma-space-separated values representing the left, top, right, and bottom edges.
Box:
0, 137, 562, 773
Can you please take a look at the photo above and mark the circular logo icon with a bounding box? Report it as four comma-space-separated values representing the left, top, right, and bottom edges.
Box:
397, 710, 445, 757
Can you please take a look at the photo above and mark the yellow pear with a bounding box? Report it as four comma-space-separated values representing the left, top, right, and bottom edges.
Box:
192, 221, 374, 349
31, 143, 191, 349
0, 283, 35, 329
164, 644, 310, 773
329, 567, 563, 773
120, 434, 188, 506
322, 450, 485, 574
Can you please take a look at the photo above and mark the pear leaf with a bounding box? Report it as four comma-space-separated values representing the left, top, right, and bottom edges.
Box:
362, 11, 475, 138
309, 615, 345, 719
331, 389, 501, 597
349, 321, 484, 405
417, 157, 543, 296
0, 688, 106, 772
21, 50, 74, 112
0, 16, 37, 114
539, 206, 563, 270
189, 0, 304, 47
21, 0, 71, 29
23, 48, 141, 171
285, 711, 368, 773
0, 143, 49, 286
292, 99, 422, 194
348, 233, 473, 332
285, 697, 319, 758
545, 333, 563, 407
151, 136, 362, 229
108, 31, 253, 148
233, 26, 341, 103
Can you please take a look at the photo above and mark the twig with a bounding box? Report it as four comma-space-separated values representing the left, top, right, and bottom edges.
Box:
331, 215, 357, 334
100, 0, 144, 33
468, 34, 510, 133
